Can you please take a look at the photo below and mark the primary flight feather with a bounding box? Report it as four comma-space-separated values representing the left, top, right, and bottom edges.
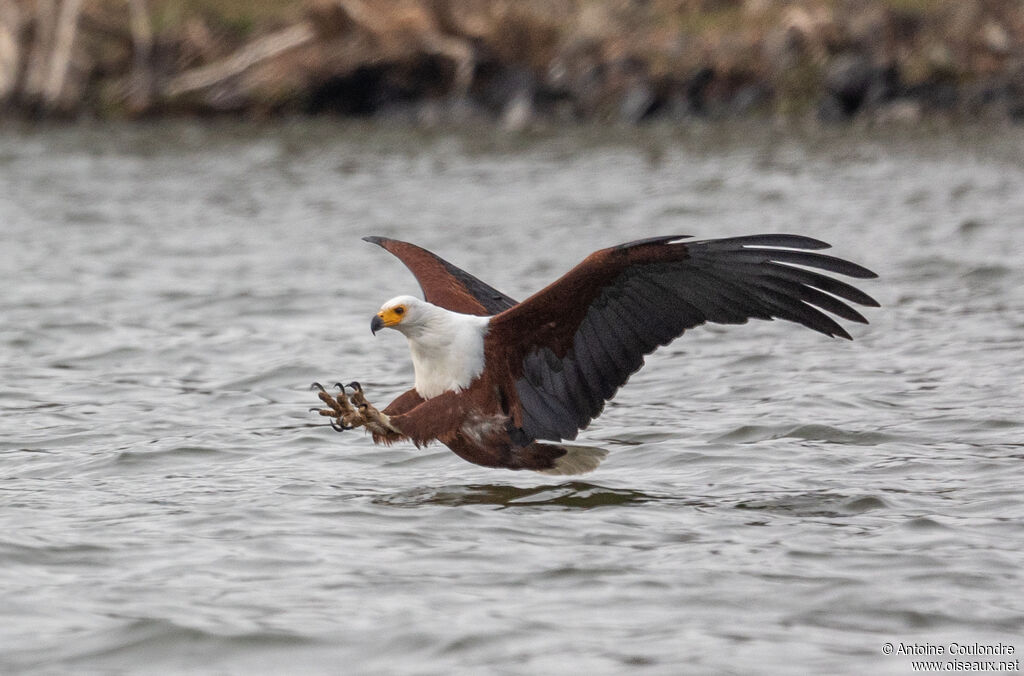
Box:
312, 235, 878, 474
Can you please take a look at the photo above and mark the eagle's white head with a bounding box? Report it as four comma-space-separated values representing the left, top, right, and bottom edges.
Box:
371, 295, 490, 398
370, 295, 431, 337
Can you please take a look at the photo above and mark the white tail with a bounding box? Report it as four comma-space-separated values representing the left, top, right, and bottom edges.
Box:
536, 445, 609, 476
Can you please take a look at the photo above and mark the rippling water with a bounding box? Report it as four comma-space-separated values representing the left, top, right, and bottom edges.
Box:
2, 121, 1023, 675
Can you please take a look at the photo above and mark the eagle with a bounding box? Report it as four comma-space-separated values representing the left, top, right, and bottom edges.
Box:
312, 234, 878, 475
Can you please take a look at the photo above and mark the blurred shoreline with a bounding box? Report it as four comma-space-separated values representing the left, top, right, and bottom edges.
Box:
2, 0, 1023, 126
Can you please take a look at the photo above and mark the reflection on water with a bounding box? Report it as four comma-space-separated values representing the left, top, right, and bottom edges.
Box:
376, 482, 669, 509
734, 492, 890, 518
1, 121, 1023, 675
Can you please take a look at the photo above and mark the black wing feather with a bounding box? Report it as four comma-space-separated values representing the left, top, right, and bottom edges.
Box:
489, 234, 879, 443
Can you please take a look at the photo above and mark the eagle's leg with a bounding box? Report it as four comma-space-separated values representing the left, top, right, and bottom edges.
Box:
310, 382, 364, 432
345, 381, 400, 436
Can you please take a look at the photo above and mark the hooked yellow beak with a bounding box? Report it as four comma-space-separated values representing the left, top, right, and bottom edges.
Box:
371, 307, 404, 334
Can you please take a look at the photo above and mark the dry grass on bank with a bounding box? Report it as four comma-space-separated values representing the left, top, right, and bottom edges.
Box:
1, 0, 1022, 123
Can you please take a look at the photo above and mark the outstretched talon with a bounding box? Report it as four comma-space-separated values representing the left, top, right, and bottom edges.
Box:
343, 382, 398, 436
309, 381, 398, 436
346, 381, 367, 408
310, 381, 362, 432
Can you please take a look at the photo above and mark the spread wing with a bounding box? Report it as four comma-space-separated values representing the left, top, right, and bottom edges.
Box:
363, 236, 517, 316
484, 234, 879, 443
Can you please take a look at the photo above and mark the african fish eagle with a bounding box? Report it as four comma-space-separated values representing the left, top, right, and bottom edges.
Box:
312, 234, 878, 474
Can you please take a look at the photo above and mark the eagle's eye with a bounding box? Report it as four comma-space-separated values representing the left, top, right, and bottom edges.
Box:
394, 306, 405, 315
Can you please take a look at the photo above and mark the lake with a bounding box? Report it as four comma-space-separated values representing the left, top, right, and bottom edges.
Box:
1, 120, 1022, 674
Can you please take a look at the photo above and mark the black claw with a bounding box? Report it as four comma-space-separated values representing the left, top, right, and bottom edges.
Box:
333, 382, 345, 392
347, 381, 362, 392
330, 420, 352, 432
308, 406, 321, 413
310, 382, 326, 392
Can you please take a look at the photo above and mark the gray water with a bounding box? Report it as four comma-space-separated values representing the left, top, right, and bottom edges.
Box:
1, 121, 1022, 675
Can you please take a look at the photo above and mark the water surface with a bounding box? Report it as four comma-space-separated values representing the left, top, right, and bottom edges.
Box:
1, 121, 1022, 674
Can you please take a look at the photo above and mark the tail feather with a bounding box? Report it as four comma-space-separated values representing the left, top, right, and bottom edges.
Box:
534, 444, 609, 476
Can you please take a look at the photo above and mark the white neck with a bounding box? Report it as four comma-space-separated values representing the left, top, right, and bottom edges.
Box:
396, 304, 490, 399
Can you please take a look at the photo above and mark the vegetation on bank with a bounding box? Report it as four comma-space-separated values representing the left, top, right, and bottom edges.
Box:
2, 0, 1023, 125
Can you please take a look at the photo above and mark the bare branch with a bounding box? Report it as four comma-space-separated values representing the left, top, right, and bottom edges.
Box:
164, 22, 316, 98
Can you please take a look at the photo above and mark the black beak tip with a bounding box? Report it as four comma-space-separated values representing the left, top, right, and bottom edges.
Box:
370, 315, 384, 335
